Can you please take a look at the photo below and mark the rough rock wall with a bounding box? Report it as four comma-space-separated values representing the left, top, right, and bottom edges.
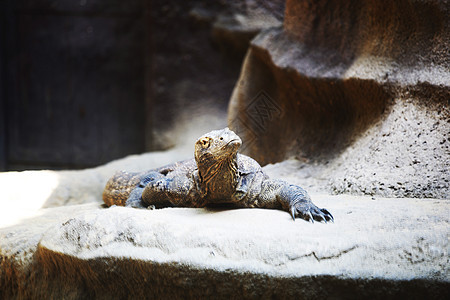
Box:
228, 0, 449, 198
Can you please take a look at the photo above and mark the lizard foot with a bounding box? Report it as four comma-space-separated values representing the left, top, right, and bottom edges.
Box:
290, 202, 334, 223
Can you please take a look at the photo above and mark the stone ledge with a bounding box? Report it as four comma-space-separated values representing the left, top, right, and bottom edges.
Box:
1, 196, 448, 298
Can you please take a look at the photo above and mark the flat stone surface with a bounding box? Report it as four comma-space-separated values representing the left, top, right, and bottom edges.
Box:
37, 196, 448, 280
1, 193, 448, 298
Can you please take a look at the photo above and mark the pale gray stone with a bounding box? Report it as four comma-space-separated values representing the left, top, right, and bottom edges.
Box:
1, 189, 448, 298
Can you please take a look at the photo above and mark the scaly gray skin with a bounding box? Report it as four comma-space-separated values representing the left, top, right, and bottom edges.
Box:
103, 128, 333, 222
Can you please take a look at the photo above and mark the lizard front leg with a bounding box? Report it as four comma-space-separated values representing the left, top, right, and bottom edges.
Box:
140, 174, 202, 208
257, 179, 333, 223
125, 171, 166, 208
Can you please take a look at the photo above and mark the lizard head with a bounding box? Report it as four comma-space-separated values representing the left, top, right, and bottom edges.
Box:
194, 127, 242, 165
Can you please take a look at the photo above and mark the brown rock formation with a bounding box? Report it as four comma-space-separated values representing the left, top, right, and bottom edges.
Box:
229, 0, 449, 198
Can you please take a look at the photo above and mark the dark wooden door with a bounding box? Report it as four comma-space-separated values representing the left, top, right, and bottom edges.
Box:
1, 0, 150, 170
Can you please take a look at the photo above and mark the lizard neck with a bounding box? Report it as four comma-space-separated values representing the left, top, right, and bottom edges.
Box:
197, 153, 239, 201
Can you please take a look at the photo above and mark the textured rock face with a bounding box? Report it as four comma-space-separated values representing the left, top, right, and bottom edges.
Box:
228, 0, 449, 198
1, 197, 448, 299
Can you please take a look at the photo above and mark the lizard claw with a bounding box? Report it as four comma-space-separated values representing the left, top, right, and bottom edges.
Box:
308, 211, 314, 223
320, 208, 334, 222
290, 206, 296, 221
289, 202, 333, 223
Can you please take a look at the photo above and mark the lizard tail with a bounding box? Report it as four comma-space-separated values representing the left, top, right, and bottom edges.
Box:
102, 171, 141, 207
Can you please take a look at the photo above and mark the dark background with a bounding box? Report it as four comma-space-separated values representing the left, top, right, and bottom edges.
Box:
0, 0, 249, 171
1, 0, 150, 170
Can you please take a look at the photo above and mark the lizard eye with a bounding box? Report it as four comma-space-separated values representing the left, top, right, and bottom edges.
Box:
199, 137, 210, 148
219, 137, 223, 140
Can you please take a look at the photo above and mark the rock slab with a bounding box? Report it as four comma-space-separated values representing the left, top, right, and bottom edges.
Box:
1, 196, 448, 299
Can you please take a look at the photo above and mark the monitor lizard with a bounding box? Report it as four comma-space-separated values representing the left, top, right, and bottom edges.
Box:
103, 128, 333, 223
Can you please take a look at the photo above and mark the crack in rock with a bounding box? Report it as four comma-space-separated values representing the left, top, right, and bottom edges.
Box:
311, 245, 359, 262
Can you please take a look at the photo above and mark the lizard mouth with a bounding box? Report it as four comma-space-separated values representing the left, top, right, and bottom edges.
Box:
222, 139, 241, 149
